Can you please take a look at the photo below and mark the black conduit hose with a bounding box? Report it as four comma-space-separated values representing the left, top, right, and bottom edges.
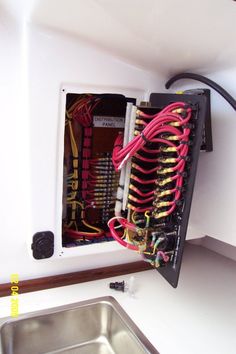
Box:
165, 72, 236, 111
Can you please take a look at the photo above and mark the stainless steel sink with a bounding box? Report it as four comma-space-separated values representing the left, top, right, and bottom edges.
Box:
0, 296, 159, 354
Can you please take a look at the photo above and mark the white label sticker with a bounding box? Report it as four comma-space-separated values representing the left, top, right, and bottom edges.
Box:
93, 116, 125, 128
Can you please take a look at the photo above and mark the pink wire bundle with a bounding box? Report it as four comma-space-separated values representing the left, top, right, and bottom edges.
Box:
112, 102, 192, 171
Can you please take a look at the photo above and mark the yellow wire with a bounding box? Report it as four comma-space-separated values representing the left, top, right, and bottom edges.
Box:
66, 120, 79, 201
66, 201, 103, 235
65, 96, 105, 236
144, 210, 150, 228
131, 211, 137, 224
68, 121, 78, 162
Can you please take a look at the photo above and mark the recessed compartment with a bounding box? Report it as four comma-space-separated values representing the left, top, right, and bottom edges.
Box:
62, 92, 135, 248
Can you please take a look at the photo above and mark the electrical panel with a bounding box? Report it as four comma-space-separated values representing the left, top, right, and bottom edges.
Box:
62, 93, 134, 246
59, 90, 210, 287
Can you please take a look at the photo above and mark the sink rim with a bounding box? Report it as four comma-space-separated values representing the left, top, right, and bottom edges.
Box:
0, 296, 159, 354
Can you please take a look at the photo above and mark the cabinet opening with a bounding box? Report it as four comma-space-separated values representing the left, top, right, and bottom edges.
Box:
62, 92, 135, 248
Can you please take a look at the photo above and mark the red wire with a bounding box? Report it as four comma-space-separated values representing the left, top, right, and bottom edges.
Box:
108, 102, 192, 253
130, 195, 154, 204
130, 186, 155, 197
131, 175, 157, 184
108, 218, 138, 250
64, 228, 104, 239
112, 103, 191, 171
132, 164, 161, 174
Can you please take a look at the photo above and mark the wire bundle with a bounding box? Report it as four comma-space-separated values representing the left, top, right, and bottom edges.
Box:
109, 102, 193, 267
112, 102, 191, 170
64, 95, 104, 240
67, 95, 100, 127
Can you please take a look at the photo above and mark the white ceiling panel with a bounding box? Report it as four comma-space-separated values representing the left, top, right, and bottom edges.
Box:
4, 0, 236, 75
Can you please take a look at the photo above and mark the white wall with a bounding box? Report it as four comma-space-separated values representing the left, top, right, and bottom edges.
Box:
168, 68, 236, 246
0, 17, 166, 283
0, 8, 31, 282
32, 0, 236, 75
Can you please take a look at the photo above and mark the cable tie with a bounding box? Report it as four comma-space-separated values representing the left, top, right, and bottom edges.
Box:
180, 140, 192, 146
183, 103, 197, 111
177, 171, 187, 177
174, 199, 182, 206
180, 111, 188, 118
188, 103, 198, 111
114, 198, 123, 203
176, 186, 184, 192
140, 132, 152, 146
182, 123, 194, 129
179, 155, 190, 161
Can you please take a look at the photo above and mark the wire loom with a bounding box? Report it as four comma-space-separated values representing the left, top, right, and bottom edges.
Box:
109, 102, 193, 268
63, 94, 122, 243
64, 95, 106, 240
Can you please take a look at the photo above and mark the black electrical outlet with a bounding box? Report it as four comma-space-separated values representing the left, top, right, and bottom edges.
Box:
32, 231, 54, 259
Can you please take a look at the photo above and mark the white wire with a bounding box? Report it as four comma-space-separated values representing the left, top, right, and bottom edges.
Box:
107, 216, 125, 229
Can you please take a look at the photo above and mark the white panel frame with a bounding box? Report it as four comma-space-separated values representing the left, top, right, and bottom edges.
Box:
54, 84, 145, 259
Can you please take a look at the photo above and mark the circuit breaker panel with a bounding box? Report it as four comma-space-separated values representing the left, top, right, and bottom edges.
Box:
61, 91, 210, 287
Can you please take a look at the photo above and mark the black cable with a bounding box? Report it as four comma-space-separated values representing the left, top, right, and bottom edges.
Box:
165, 72, 236, 111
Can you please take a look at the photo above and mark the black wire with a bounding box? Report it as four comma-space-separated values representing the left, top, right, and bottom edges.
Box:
165, 72, 236, 111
